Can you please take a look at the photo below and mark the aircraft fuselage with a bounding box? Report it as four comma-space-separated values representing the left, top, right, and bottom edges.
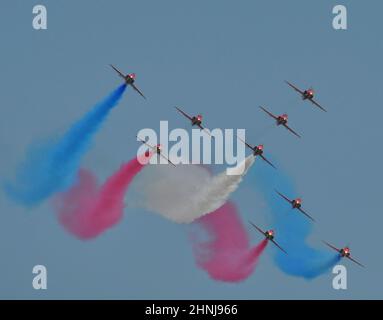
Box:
265, 232, 274, 240
340, 249, 350, 257
191, 117, 202, 126
125, 76, 134, 85
303, 91, 314, 100
292, 200, 301, 209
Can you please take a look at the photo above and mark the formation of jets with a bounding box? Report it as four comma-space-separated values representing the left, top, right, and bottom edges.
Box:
250, 82, 363, 267
111, 66, 364, 269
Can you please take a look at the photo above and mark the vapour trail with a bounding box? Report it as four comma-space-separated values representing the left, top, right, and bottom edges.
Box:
190, 201, 268, 282
53, 152, 151, 239
126, 155, 255, 223
247, 160, 341, 279
5, 84, 127, 206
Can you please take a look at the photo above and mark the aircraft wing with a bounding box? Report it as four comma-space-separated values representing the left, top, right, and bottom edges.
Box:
236, 135, 255, 151
285, 80, 304, 95
298, 207, 315, 222
275, 190, 292, 204
283, 124, 301, 138
159, 152, 176, 167
198, 124, 213, 138
131, 83, 146, 99
249, 221, 266, 237
110, 64, 126, 79
309, 99, 327, 112
347, 256, 365, 268
271, 239, 288, 254
259, 106, 278, 120
323, 241, 341, 253
260, 154, 276, 169
175, 106, 193, 121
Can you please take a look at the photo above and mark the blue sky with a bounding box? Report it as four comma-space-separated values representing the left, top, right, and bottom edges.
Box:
0, 0, 382, 299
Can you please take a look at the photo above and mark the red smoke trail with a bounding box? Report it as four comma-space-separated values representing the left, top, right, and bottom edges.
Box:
190, 202, 268, 282
53, 153, 152, 239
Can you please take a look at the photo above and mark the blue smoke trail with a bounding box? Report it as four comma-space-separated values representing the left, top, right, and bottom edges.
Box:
5, 84, 127, 206
246, 159, 341, 279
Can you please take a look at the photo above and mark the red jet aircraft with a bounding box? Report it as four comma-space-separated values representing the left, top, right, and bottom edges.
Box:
110, 64, 146, 99
237, 136, 276, 169
323, 241, 365, 268
137, 136, 175, 166
275, 190, 315, 222
259, 106, 301, 138
249, 221, 287, 254
175, 107, 212, 137
285, 80, 326, 112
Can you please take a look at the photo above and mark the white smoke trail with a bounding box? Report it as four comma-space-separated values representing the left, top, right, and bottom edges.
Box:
126, 155, 255, 223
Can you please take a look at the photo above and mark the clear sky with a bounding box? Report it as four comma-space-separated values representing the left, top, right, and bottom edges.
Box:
0, 0, 382, 299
